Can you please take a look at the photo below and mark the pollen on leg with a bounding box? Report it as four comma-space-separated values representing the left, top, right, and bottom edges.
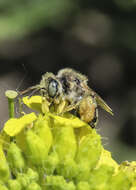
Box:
79, 97, 96, 123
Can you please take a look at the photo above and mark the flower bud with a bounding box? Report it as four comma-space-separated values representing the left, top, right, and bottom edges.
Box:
34, 119, 53, 152
53, 126, 77, 160
7, 143, 25, 175
44, 152, 59, 175
75, 130, 102, 181
109, 170, 132, 190
89, 165, 114, 189
0, 159, 10, 183
7, 179, 21, 190
17, 174, 30, 189
0, 184, 8, 190
45, 175, 76, 190
26, 182, 41, 190
26, 168, 39, 183
57, 158, 78, 179
77, 181, 90, 190
25, 130, 48, 166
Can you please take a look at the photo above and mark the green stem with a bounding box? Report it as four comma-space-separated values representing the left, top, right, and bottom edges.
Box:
5, 90, 18, 119
8, 98, 15, 118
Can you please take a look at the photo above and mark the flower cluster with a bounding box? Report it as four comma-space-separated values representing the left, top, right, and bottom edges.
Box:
0, 96, 136, 190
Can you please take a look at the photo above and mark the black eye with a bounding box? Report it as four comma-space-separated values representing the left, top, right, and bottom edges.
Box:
48, 79, 58, 98
61, 77, 69, 94
74, 78, 80, 85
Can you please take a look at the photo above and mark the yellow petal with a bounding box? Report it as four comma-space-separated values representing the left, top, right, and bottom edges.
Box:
48, 112, 87, 128
23, 96, 42, 112
4, 113, 37, 137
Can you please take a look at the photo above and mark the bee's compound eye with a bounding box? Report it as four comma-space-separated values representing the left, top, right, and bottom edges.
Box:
48, 79, 58, 98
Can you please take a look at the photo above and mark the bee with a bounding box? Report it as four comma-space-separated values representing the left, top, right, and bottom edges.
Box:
20, 68, 113, 128
57, 68, 113, 128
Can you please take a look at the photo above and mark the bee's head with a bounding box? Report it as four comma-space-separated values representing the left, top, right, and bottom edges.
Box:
39, 72, 62, 99
19, 72, 62, 99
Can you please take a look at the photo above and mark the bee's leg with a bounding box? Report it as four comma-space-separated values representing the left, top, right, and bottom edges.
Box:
62, 102, 78, 113
41, 96, 50, 113
88, 107, 98, 128
55, 100, 67, 115
18, 97, 26, 116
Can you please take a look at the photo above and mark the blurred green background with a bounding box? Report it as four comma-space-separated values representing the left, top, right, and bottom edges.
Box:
0, 0, 136, 163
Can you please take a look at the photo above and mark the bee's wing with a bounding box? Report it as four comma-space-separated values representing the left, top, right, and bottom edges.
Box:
95, 93, 113, 115
89, 88, 113, 115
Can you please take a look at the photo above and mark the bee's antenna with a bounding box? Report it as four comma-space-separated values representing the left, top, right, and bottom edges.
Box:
16, 63, 28, 92
18, 84, 41, 96
19, 87, 34, 96
27, 87, 41, 98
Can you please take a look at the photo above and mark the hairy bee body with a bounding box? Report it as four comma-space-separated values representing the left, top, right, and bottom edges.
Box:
21, 68, 113, 128
57, 68, 100, 128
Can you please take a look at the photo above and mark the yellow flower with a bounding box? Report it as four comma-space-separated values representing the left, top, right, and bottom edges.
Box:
0, 95, 136, 190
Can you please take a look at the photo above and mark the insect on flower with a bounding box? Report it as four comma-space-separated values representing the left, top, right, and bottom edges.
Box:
20, 68, 113, 128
